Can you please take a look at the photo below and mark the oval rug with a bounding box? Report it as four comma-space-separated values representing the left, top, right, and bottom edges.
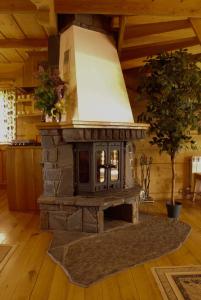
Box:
48, 213, 191, 287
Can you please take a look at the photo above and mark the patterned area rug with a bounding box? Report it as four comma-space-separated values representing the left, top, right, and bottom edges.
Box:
48, 213, 191, 287
152, 266, 201, 300
0, 244, 14, 270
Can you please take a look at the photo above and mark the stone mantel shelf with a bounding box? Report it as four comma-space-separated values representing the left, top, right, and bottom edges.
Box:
36, 121, 149, 130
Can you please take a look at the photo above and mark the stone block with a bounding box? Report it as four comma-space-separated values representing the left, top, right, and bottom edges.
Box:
67, 208, 82, 231
62, 129, 84, 141
44, 162, 58, 169
40, 211, 49, 229
49, 211, 68, 230
57, 167, 74, 196
41, 136, 55, 148
126, 130, 131, 139
84, 129, 91, 140
57, 145, 73, 166
106, 129, 112, 139
40, 204, 60, 211
99, 129, 106, 140
38, 195, 60, 204
42, 149, 48, 162
40, 129, 49, 136
53, 135, 62, 145
125, 142, 135, 189
119, 130, 125, 139
92, 129, 98, 140
44, 180, 60, 196
113, 129, 120, 140
41, 129, 60, 136
44, 168, 61, 181
132, 201, 139, 224
48, 148, 58, 162
97, 210, 104, 233
136, 130, 142, 139
83, 207, 98, 233
131, 130, 137, 139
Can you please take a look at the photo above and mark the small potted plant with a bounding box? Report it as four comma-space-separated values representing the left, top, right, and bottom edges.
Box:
137, 49, 201, 218
34, 70, 66, 122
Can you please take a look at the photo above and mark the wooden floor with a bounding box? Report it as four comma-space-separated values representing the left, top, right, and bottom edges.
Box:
0, 190, 201, 300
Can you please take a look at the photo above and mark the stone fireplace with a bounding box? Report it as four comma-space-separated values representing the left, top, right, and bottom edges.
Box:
38, 24, 148, 233
38, 125, 147, 233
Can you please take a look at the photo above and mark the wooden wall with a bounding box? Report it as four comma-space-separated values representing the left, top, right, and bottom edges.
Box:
0, 146, 7, 187
16, 116, 41, 141
15, 52, 48, 140
6, 147, 42, 211
133, 135, 201, 201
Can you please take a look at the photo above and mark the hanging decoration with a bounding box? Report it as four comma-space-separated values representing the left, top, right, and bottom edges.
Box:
0, 90, 16, 143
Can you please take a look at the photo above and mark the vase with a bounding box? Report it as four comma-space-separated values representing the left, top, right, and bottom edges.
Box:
45, 114, 53, 122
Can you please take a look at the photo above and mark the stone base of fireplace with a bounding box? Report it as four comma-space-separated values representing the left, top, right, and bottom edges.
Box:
38, 186, 141, 233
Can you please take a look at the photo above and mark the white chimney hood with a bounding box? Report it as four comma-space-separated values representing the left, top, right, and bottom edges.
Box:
59, 25, 136, 128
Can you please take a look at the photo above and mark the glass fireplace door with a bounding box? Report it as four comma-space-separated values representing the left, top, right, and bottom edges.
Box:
75, 142, 124, 194
94, 142, 124, 192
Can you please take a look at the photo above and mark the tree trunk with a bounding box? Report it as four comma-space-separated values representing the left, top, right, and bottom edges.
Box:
171, 154, 176, 205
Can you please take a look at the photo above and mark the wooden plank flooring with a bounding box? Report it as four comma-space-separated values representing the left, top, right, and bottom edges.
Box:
0, 189, 201, 300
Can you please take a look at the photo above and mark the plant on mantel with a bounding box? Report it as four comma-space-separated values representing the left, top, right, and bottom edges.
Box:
34, 70, 67, 122
137, 49, 201, 216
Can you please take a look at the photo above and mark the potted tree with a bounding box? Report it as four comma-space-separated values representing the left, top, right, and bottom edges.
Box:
137, 49, 201, 218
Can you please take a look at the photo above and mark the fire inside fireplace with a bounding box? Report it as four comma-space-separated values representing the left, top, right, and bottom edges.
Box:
75, 142, 125, 194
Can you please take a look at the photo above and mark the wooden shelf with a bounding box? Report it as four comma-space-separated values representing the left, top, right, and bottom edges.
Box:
17, 113, 41, 117
17, 99, 33, 104
16, 92, 41, 117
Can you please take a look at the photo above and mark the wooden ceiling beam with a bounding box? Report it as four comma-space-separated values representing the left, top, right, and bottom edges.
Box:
0, 39, 48, 48
122, 28, 196, 49
121, 40, 201, 70
124, 19, 191, 39
118, 16, 126, 53
30, 0, 58, 35
0, 0, 37, 14
55, 0, 201, 17
190, 18, 201, 43
111, 16, 189, 29
121, 37, 199, 61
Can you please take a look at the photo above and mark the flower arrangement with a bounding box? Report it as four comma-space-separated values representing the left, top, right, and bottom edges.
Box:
34, 70, 67, 121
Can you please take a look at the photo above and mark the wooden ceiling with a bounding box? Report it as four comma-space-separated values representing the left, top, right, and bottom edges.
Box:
54, 0, 201, 17
114, 16, 201, 69
1, 0, 201, 74
0, 0, 56, 68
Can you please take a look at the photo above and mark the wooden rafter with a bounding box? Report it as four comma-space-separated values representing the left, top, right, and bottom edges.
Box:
190, 18, 201, 43
54, 0, 201, 17
118, 16, 126, 53
30, 0, 58, 35
111, 16, 189, 29
0, 39, 48, 48
122, 44, 201, 71
0, 0, 37, 14
124, 19, 191, 39
122, 28, 196, 49
121, 37, 199, 61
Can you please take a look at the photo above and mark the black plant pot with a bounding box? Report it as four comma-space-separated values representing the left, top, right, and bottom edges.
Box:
166, 201, 182, 219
